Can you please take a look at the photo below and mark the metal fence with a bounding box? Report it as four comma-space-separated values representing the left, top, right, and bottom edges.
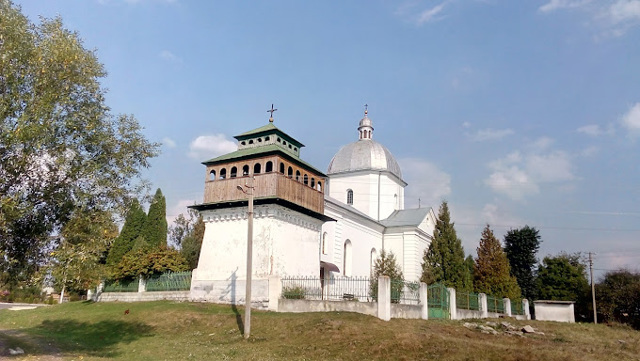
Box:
486, 296, 504, 313
511, 299, 524, 315
456, 291, 481, 310
103, 280, 138, 292
390, 280, 420, 305
428, 283, 450, 319
281, 276, 373, 301
146, 271, 192, 291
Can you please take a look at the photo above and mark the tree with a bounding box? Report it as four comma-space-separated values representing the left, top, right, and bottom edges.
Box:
106, 200, 146, 266
110, 247, 189, 281
369, 250, 404, 302
144, 188, 167, 249
181, 214, 204, 270
474, 225, 521, 300
420, 201, 471, 291
0, 2, 159, 284
504, 226, 541, 301
596, 270, 640, 330
536, 253, 590, 321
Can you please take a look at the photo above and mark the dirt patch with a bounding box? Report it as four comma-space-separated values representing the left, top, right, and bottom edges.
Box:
0, 329, 63, 361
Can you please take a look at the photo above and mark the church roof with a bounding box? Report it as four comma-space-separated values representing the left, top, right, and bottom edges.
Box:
327, 140, 403, 179
235, 123, 304, 148
380, 208, 431, 228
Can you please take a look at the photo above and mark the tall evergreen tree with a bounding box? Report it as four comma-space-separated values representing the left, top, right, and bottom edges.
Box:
474, 224, 521, 299
504, 225, 541, 300
420, 201, 471, 291
144, 188, 167, 248
181, 213, 205, 270
106, 200, 146, 265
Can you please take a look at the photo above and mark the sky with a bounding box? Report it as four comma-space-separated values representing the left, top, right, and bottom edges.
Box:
15, 0, 640, 278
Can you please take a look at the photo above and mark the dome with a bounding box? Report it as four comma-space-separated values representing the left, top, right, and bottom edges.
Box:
327, 140, 403, 179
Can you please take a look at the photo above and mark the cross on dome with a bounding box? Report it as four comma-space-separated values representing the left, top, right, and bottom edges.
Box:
267, 104, 278, 123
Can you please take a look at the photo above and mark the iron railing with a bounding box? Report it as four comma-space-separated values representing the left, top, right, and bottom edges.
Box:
390, 280, 420, 305
456, 291, 481, 310
486, 296, 505, 313
281, 276, 373, 301
103, 280, 138, 292
511, 299, 524, 315
146, 271, 192, 291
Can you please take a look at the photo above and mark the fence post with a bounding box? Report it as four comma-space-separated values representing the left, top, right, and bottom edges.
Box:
503, 298, 511, 317
138, 275, 146, 293
479, 293, 488, 318
447, 288, 457, 320
419, 282, 428, 320
268, 276, 282, 312
523, 299, 531, 320
377, 276, 391, 321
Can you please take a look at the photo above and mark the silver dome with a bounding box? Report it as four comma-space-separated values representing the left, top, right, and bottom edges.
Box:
327, 140, 403, 179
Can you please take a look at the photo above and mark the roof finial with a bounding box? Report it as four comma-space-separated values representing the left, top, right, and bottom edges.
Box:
364, 103, 368, 116
267, 104, 278, 123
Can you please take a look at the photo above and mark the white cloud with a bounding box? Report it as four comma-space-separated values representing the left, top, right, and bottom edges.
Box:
485, 141, 575, 201
166, 199, 198, 226
159, 50, 182, 63
399, 158, 451, 208
417, 2, 448, 24
608, 0, 640, 24
462, 121, 472, 128
468, 128, 514, 142
539, 0, 591, 13
580, 146, 599, 157
162, 137, 176, 148
621, 102, 640, 136
577, 124, 602, 136
188, 134, 237, 160
529, 136, 554, 151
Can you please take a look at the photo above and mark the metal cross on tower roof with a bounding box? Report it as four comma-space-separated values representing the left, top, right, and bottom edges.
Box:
267, 104, 278, 122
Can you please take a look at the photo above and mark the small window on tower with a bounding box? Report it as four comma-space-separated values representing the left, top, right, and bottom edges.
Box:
288, 166, 293, 178
266, 161, 273, 173
254, 163, 261, 174
220, 168, 227, 180
279, 162, 285, 174
209, 170, 216, 181
296, 170, 301, 181
243, 165, 249, 176
347, 189, 353, 205
230, 167, 237, 178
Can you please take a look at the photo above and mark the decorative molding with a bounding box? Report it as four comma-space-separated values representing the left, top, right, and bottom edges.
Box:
202, 204, 322, 231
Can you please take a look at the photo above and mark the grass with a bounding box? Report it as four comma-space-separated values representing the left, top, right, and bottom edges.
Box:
0, 301, 639, 360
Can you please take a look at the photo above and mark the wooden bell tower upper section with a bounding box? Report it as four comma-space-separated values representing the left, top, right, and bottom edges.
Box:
199, 122, 327, 217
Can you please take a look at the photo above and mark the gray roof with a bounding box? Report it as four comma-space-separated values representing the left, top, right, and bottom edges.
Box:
380, 208, 431, 228
327, 139, 403, 179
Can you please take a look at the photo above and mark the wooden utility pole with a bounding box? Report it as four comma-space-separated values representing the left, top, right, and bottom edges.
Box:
238, 177, 255, 339
589, 252, 597, 324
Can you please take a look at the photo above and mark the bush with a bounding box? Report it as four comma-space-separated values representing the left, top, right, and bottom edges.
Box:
282, 286, 305, 299
369, 250, 404, 303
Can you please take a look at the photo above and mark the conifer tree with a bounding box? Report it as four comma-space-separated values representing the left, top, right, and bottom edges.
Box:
181, 214, 205, 270
106, 200, 146, 265
420, 201, 471, 291
144, 188, 167, 248
504, 225, 541, 301
369, 250, 404, 302
474, 224, 521, 299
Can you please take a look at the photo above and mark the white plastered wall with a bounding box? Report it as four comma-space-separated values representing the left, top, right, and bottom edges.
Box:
328, 172, 404, 221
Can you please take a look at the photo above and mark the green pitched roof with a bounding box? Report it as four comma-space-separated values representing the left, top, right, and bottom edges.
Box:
235, 123, 304, 148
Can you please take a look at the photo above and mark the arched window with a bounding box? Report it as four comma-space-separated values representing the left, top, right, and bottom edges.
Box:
254, 163, 261, 174
303, 174, 308, 185
277, 137, 281, 142
283, 140, 287, 145
219, 168, 227, 180
322, 232, 328, 255
249, 139, 254, 144
347, 189, 353, 205
343, 240, 352, 277
317, 181, 322, 192
265, 136, 270, 141
241, 141, 246, 146
257, 138, 262, 143
370, 248, 378, 276
279, 162, 285, 174
288, 166, 293, 178
266, 161, 273, 173
311, 178, 315, 188
230, 166, 237, 178
295, 170, 301, 181
209, 170, 216, 181
242, 165, 249, 176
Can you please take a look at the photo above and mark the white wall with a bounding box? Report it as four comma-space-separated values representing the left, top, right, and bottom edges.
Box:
534, 302, 575, 323
328, 172, 404, 221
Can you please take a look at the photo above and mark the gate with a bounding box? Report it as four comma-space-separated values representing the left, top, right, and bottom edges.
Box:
427, 283, 450, 319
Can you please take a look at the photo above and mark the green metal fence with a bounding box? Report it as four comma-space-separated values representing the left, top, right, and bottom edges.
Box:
146, 271, 192, 291
281, 276, 372, 301
390, 280, 420, 305
104, 280, 138, 292
486, 296, 505, 313
511, 299, 524, 315
428, 283, 450, 319
456, 291, 481, 310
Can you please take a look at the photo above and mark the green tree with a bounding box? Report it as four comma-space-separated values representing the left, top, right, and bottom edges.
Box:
0, 2, 159, 285
536, 253, 590, 321
464, 254, 475, 290
369, 250, 404, 302
106, 200, 146, 266
504, 226, 541, 301
474, 225, 521, 299
144, 188, 167, 248
420, 201, 470, 291
110, 247, 189, 281
596, 270, 640, 330
181, 214, 204, 270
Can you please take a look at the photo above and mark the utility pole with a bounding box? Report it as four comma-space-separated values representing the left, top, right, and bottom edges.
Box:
589, 252, 597, 324
237, 176, 255, 339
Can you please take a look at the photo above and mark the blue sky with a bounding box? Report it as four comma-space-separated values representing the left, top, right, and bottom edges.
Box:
17, 0, 640, 277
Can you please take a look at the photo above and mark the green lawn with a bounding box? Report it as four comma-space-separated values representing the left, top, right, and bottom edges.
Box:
1, 301, 639, 360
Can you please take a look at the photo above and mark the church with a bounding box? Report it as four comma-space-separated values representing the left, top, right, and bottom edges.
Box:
189, 108, 436, 304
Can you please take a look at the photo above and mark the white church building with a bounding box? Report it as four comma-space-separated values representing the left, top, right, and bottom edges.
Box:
189, 109, 436, 304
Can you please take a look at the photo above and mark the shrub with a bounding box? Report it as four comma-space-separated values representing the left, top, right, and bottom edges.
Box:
282, 286, 305, 299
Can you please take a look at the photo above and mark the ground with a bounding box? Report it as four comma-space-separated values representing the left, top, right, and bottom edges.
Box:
0, 301, 638, 360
